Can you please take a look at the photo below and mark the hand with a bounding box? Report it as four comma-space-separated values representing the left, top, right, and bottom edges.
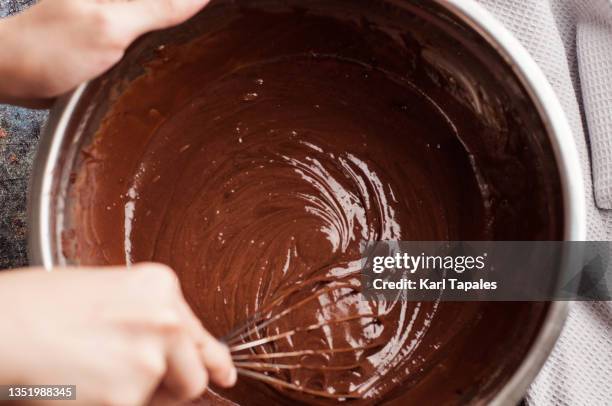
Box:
0, 0, 210, 105
0, 264, 236, 405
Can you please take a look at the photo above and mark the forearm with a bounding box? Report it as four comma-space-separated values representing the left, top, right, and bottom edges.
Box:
0, 17, 48, 107
0, 18, 30, 100
0, 16, 62, 108
0, 271, 30, 385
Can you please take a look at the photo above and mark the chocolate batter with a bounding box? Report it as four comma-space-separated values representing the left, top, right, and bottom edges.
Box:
65, 1, 563, 404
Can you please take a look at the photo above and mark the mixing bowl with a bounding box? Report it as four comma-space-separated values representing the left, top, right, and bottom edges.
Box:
28, 0, 586, 404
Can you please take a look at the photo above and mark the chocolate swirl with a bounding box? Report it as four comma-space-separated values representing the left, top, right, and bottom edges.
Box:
66, 3, 562, 404
118, 58, 465, 401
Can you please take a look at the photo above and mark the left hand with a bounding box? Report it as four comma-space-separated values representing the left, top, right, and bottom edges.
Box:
0, 0, 211, 106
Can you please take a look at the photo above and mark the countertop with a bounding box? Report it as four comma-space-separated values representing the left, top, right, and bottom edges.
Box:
0, 0, 48, 268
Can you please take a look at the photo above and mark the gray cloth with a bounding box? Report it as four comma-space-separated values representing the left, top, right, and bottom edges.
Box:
479, 0, 612, 404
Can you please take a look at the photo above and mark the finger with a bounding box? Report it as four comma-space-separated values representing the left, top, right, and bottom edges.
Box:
175, 295, 237, 388
106, 0, 211, 41
200, 328, 237, 388
149, 386, 184, 406
163, 332, 209, 402
176, 296, 207, 343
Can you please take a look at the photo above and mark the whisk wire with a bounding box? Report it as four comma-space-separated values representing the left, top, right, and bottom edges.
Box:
229, 313, 376, 352
231, 342, 381, 361
236, 368, 362, 400
225, 279, 375, 400
225, 281, 357, 345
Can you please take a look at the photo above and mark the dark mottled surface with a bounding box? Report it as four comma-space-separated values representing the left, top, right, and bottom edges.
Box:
0, 0, 48, 268
0, 0, 34, 17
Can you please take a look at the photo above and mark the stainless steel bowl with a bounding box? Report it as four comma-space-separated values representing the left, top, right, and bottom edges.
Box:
28, 0, 586, 404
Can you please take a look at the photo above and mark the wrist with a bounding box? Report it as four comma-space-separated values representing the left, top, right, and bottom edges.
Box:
0, 273, 24, 384
0, 18, 36, 102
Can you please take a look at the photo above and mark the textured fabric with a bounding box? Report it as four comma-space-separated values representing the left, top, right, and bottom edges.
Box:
478, 0, 612, 404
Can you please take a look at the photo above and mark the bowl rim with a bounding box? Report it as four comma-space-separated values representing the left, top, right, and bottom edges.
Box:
439, 0, 585, 404
27, 0, 587, 404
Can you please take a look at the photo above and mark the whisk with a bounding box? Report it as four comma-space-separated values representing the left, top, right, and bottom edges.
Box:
222, 278, 383, 400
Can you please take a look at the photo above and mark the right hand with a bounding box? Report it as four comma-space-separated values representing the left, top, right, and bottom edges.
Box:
0, 263, 236, 405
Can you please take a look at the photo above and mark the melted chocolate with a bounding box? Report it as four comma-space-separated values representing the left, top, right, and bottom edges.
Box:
65, 2, 563, 404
